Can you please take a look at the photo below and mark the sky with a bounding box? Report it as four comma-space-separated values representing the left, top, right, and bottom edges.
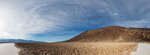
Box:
0, 0, 150, 42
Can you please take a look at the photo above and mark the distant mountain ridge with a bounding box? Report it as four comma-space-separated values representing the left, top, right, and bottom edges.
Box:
0, 39, 46, 43
67, 26, 150, 42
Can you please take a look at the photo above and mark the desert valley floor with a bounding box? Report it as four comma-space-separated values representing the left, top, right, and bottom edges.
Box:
0, 42, 149, 55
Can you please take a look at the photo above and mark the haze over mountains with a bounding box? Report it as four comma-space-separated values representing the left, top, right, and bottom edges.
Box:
67, 26, 150, 42
0, 39, 45, 43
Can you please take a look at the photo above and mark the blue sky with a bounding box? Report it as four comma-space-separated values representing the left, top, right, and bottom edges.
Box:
0, 0, 150, 42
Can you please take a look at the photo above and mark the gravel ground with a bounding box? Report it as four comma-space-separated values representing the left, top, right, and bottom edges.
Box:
15, 42, 137, 55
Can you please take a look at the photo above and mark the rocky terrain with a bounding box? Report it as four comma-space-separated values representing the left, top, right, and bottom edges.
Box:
15, 42, 137, 55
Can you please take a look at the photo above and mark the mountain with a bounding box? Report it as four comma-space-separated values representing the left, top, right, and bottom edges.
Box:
67, 26, 150, 42
0, 39, 46, 43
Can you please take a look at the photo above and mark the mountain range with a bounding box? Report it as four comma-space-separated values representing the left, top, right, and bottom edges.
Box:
0, 39, 45, 43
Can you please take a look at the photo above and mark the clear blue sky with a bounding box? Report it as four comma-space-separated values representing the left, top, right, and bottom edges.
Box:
0, 0, 150, 42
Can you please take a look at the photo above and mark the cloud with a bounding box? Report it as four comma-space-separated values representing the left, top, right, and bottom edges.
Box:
0, 0, 150, 39
0, 0, 59, 39
115, 20, 150, 28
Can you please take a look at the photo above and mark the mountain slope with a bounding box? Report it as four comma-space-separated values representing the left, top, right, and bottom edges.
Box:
67, 26, 150, 42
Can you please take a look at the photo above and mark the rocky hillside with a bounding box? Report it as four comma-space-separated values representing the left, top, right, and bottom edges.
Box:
67, 26, 150, 42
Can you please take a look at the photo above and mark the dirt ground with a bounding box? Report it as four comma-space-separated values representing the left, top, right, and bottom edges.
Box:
15, 42, 137, 55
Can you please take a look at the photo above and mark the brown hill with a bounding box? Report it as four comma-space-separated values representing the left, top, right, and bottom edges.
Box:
67, 26, 150, 42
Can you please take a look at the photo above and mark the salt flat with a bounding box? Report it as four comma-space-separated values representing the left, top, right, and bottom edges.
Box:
131, 43, 150, 55
0, 43, 19, 55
